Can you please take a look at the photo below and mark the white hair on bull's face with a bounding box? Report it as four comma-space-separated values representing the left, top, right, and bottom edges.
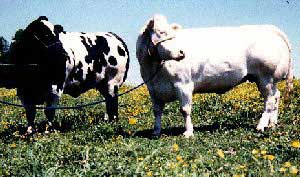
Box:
40, 20, 56, 36
137, 14, 293, 138
136, 14, 185, 62
151, 14, 175, 45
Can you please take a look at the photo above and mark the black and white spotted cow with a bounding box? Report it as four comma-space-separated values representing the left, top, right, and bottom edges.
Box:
10, 16, 129, 133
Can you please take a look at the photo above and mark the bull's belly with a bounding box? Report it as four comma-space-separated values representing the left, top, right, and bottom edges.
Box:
147, 81, 178, 103
64, 81, 96, 97
194, 71, 246, 94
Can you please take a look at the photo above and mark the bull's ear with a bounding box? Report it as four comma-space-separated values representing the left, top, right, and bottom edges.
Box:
37, 16, 48, 21
147, 19, 154, 31
54, 25, 64, 35
170, 23, 182, 31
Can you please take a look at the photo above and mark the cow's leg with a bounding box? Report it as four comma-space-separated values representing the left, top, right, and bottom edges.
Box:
269, 88, 280, 127
257, 78, 279, 131
175, 83, 194, 138
44, 94, 60, 133
151, 99, 165, 137
99, 84, 119, 122
25, 105, 37, 134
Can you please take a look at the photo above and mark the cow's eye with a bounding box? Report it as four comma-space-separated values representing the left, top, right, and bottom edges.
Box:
160, 31, 167, 35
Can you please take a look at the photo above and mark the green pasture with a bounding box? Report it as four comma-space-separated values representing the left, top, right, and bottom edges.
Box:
0, 80, 299, 176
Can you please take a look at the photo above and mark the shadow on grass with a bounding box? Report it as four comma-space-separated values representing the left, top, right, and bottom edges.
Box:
0, 118, 259, 142
133, 121, 257, 139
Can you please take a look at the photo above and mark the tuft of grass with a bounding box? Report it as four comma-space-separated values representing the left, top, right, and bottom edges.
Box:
0, 80, 299, 176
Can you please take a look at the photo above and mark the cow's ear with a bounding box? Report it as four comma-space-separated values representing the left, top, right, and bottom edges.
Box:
54, 25, 64, 35
170, 23, 182, 31
147, 19, 154, 31
37, 16, 48, 21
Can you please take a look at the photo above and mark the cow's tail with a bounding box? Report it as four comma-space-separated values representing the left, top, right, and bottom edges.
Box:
108, 32, 130, 84
284, 52, 293, 106
272, 26, 294, 105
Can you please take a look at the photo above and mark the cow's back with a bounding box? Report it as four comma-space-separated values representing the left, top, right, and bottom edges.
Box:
59, 32, 129, 97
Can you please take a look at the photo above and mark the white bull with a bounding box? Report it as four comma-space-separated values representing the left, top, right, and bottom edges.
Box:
136, 14, 293, 138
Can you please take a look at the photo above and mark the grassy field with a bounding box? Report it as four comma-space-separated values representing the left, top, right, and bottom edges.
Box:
0, 80, 299, 176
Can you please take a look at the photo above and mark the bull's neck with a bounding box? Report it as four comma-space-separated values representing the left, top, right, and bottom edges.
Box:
140, 57, 162, 81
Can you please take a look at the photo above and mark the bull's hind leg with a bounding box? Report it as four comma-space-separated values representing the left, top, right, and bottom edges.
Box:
99, 84, 119, 122
25, 105, 37, 134
256, 78, 280, 132
175, 83, 194, 138
44, 94, 60, 133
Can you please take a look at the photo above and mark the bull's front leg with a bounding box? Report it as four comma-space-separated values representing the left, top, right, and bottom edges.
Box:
175, 83, 194, 138
25, 105, 37, 134
105, 93, 118, 122
151, 99, 165, 137
44, 93, 60, 133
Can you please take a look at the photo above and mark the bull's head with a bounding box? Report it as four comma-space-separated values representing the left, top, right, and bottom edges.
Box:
11, 16, 65, 64
144, 14, 185, 62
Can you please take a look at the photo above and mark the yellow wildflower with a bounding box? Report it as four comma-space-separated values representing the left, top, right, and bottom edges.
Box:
128, 118, 137, 125
279, 167, 286, 173
217, 149, 225, 158
236, 165, 246, 170
233, 174, 245, 177
260, 150, 267, 155
172, 143, 179, 152
284, 162, 292, 168
291, 140, 300, 148
176, 155, 184, 163
263, 155, 275, 161
167, 162, 176, 169
289, 166, 298, 174
10, 143, 16, 148
147, 171, 153, 176
251, 149, 259, 155
182, 163, 189, 167
137, 157, 144, 161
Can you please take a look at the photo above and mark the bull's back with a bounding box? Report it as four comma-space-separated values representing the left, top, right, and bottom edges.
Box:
170, 25, 290, 92
61, 32, 129, 96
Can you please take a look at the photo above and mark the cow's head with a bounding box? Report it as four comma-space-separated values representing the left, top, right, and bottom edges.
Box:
11, 16, 66, 64
141, 14, 185, 62
25, 16, 66, 48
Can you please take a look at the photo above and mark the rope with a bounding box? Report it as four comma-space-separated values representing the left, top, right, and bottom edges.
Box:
0, 63, 163, 110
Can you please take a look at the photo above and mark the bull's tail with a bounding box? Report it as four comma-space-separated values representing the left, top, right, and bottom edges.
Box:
270, 25, 293, 105
283, 54, 293, 106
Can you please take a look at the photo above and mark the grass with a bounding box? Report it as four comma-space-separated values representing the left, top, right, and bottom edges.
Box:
0, 80, 299, 176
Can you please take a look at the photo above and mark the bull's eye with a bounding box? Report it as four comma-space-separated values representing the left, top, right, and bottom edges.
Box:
160, 31, 167, 35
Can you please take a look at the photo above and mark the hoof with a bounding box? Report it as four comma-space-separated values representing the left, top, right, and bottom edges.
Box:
183, 131, 194, 138
152, 131, 161, 139
256, 126, 265, 132
45, 122, 55, 134
25, 126, 36, 135
268, 122, 277, 129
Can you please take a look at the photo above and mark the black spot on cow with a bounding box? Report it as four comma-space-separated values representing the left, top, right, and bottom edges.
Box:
108, 32, 130, 82
54, 24, 66, 35
117, 46, 125, 56
87, 38, 93, 46
80, 35, 110, 64
37, 16, 48, 21
105, 33, 112, 37
105, 67, 118, 79
86, 67, 96, 84
73, 61, 84, 82
108, 56, 117, 66
69, 49, 75, 63
81, 32, 86, 34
